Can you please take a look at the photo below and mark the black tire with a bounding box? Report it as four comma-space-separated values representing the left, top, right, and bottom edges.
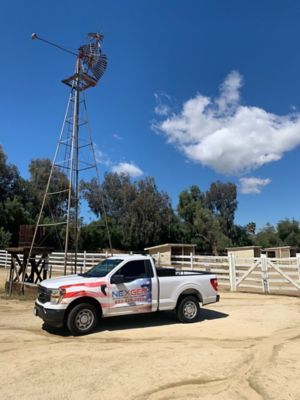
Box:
67, 303, 98, 335
176, 295, 200, 323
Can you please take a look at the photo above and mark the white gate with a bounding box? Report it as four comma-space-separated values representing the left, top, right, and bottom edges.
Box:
169, 252, 300, 296
233, 254, 300, 295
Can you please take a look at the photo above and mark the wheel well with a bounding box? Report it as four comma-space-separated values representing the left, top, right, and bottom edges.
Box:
176, 290, 202, 309
64, 297, 103, 322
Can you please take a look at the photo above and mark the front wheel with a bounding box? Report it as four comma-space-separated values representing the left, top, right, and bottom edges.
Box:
176, 296, 200, 323
67, 303, 98, 335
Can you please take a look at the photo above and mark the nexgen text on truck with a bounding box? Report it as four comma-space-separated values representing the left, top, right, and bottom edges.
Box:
34, 254, 220, 335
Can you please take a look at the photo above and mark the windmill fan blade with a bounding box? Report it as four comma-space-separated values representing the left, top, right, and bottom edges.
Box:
80, 43, 99, 65
92, 53, 108, 81
80, 42, 108, 82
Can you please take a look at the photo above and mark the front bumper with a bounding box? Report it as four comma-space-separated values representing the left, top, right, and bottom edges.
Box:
34, 302, 65, 328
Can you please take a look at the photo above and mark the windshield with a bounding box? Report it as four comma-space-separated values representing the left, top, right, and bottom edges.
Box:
81, 258, 123, 278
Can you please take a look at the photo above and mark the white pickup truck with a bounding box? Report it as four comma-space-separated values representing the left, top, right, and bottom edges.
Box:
34, 254, 220, 335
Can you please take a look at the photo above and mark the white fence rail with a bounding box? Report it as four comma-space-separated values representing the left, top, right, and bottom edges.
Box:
0, 250, 10, 269
1, 249, 300, 296
153, 251, 300, 296
49, 251, 108, 274
0, 249, 107, 276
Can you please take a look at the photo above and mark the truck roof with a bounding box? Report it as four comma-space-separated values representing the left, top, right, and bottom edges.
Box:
108, 254, 151, 261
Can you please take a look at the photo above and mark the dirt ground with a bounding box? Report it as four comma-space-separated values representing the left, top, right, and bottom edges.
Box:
0, 268, 300, 400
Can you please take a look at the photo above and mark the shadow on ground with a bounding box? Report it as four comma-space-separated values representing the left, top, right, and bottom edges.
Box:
42, 308, 229, 336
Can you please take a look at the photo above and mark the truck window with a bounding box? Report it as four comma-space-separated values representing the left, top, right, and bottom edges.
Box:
115, 260, 152, 282
81, 258, 123, 277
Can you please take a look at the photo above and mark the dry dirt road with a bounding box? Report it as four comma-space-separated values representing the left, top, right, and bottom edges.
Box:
0, 273, 299, 399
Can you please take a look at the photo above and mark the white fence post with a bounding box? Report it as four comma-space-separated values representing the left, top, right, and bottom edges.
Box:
296, 253, 300, 282
228, 253, 236, 291
83, 250, 87, 273
261, 254, 269, 294
5, 250, 8, 269
190, 252, 194, 270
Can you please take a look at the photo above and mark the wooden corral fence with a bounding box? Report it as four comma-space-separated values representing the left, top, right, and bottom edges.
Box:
153, 252, 300, 297
1, 249, 300, 296
0, 250, 10, 269
0, 249, 107, 276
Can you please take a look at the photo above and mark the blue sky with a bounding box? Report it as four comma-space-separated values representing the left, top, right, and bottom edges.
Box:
1, 0, 300, 229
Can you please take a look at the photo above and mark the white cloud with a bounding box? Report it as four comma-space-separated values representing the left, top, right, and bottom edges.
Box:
154, 91, 172, 116
113, 133, 123, 140
216, 70, 242, 115
94, 146, 112, 167
94, 144, 143, 177
155, 71, 300, 175
112, 162, 143, 177
239, 177, 271, 194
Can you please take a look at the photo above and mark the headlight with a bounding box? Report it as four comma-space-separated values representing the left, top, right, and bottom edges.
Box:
50, 288, 66, 304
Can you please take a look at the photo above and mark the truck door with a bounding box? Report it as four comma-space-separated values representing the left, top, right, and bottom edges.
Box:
108, 259, 156, 315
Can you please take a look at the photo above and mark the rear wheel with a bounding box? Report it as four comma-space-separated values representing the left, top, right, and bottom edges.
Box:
176, 295, 200, 323
67, 303, 98, 335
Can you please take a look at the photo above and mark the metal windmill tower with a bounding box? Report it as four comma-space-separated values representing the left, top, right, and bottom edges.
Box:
27, 32, 112, 276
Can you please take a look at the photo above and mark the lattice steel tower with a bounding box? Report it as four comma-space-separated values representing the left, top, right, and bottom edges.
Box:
27, 33, 112, 275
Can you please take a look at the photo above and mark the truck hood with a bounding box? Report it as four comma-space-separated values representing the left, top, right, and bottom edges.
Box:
40, 274, 105, 289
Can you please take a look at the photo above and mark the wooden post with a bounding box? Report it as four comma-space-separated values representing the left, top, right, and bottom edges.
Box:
190, 252, 194, 270
43, 256, 49, 280
5, 250, 8, 269
49, 258, 52, 278
261, 254, 269, 294
83, 250, 87, 273
228, 253, 236, 291
8, 257, 14, 296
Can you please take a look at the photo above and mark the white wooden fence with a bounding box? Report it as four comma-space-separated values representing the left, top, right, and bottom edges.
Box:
1, 249, 300, 296
0, 249, 107, 276
155, 252, 300, 296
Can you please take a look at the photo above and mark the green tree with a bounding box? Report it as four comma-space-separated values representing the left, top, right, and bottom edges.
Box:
0, 146, 34, 245
178, 185, 205, 224
0, 145, 20, 200
206, 181, 237, 236
81, 173, 176, 250
231, 225, 253, 247
277, 219, 300, 249
28, 158, 70, 219
254, 224, 280, 248
194, 208, 231, 255
177, 184, 232, 254
128, 177, 174, 249
0, 197, 32, 244
246, 222, 256, 235
177, 185, 205, 244
0, 227, 11, 248
79, 219, 122, 251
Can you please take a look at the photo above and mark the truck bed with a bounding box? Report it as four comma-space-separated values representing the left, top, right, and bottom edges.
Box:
156, 267, 213, 277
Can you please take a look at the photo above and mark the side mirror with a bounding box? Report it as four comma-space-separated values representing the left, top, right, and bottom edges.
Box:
111, 274, 124, 284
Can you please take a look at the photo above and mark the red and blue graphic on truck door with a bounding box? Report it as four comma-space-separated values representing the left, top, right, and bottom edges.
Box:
112, 278, 152, 312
